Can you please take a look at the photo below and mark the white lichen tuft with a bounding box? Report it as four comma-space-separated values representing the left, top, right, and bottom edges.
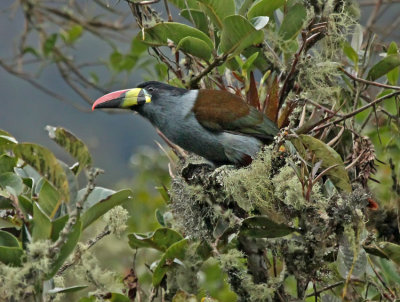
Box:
73, 252, 123, 295
26, 239, 53, 273
222, 148, 275, 212
0, 263, 34, 300
272, 164, 305, 210
103, 205, 129, 237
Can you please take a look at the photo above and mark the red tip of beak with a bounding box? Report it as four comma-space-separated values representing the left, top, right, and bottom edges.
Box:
92, 89, 130, 111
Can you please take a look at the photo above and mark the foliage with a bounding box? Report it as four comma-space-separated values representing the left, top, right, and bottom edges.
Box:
119, 0, 400, 301
0, 127, 133, 301
2, 0, 400, 301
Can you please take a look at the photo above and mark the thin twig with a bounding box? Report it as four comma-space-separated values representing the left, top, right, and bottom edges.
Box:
367, 256, 396, 301
365, 0, 384, 34
0, 59, 89, 112
306, 281, 344, 298
189, 54, 229, 88
133, 0, 160, 5
56, 228, 111, 276
340, 67, 400, 91
163, 0, 172, 21
313, 91, 400, 131
305, 98, 343, 116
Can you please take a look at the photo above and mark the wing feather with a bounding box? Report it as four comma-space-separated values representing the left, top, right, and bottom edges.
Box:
193, 90, 278, 141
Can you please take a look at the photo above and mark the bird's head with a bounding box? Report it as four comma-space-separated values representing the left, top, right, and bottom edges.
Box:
92, 81, 188, 111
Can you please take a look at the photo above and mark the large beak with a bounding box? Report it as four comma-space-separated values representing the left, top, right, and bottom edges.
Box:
92, 88, 151, 110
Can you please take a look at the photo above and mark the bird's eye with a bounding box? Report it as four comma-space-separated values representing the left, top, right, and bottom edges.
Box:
147, 87, 154, 92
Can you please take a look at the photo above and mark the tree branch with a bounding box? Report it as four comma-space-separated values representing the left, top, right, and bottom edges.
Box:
313, 91, 400, 131
340, 67, 400, 91
188, 54, 228, 89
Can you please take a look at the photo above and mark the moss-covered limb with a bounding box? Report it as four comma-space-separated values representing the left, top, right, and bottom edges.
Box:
166, 141, 376, 299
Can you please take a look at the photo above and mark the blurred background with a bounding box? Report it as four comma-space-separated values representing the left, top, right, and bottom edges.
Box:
1, 0, 399, 187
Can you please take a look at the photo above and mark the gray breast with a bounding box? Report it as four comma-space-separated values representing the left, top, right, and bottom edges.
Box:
139, 90, 262, 164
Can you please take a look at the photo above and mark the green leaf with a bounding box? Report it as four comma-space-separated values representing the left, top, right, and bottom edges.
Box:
109, 50, 123, 72
19, 195, 33, 216
337, 235, 367, 278
242, 46, 270, 71
0, 196, 12, 209
43, 33, 58, 56
197, 0, 235, 29
153, 239, 188, 286
46, 126, 92, 175
78, 297, 96, 302
61, 25, 83, 44
278, 4, 307, 40
220, 15, 264, 55
376, 242, 400, 266
15, 164, 41, 191
131, 36, 148, 58
0, 230, 23, 266
32, 202, 52, 241
343, 41, 359, 65
237, 0, 254, 15
0, 230, 20, 247
176, 36, 212, 60
47, 285, 88, 294
247, 0, 285, 19
106, 293, 130, 302
0, 172, 24, 196
155, 208, 165, 226
51, 215, 69, 241
242, 52, 259, 71
81, 189, 133, 230
156, 186, 170, 203
38, 180, 61, 219
240, 216, 295, 238
367, 54, 400, 81
60, 161, 78, 209
13, 143, 70, 202
387, 42, 399, 85
128, 227, 183, 252
181, 9, 209, 34
46, 219, 81, 279
250, 16, 270, 30
378, 257, 400, 284
168, 0, 199, 9
77, 186, 116, 210
199, 259, 238, 302
23, 46, 40, 58
299, 135, 352, 192
0, 246, 23, 266
0, 130, 18, 147
0, 155, 17, 174
139, 22, 213, 49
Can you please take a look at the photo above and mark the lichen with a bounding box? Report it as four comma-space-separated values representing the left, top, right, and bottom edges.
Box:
103, 205, 129, 238
218, 249, 274, 302
272, 164, 305, 210
72, 251, 123, 295
0, 240, 56, 301
296, 1, 359, 105
222, 148, 275, 213
170, 175, 216, 238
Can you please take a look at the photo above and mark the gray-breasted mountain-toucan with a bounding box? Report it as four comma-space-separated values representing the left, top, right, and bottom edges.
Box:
92, 81, 278, 166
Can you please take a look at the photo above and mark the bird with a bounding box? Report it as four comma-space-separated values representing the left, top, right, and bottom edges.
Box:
92, 81, 278, 166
